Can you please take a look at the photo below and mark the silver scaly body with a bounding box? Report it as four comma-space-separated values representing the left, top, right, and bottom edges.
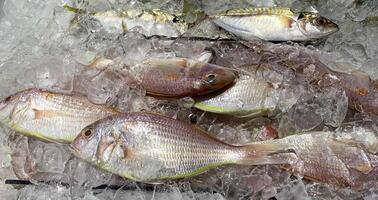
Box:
0, 88, 118, 143
71, 112, 296, 182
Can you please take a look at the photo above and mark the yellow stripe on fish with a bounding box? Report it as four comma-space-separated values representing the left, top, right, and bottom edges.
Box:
212, 7, 295, 18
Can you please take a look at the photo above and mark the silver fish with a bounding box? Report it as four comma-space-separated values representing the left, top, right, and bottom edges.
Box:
0, 88, 119, 143
194, 63, 292, 117
65, 4, 187, 37
211, 7, 339, 41
71, 112, 297, 183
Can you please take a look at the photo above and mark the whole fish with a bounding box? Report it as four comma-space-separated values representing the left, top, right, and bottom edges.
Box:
86, 56, 236, 97
260, 122, 378, 189
0, 88, 119, 143
194, 64, 284, 117
138, 57, 237, 97
70, 112, 297, 182
64, 4, 187, 37
211, 7, 339, 41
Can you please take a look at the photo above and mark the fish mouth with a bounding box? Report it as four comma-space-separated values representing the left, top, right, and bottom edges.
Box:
220, 69, 238, 86
69, 142, 86, 160
323, 20, 339, 35
68, 144, 96, 164
201, 70, 236, 93
329, 23, 339, 34
333, 22, 340, 32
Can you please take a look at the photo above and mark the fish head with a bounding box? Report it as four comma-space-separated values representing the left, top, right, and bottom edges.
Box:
71, 124, 102, 163
190, 62, 237, 94
0, 89, 34, 124
297, 13, 339, 39
71, 118, 120, 164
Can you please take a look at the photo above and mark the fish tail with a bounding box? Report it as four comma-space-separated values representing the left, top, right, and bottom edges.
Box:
236, 142, 297, 166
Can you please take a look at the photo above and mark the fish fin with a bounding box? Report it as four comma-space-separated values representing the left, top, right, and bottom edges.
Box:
191, 51, 213, 63
143, 57, 187, 69
236, 143, 298, 166
85, 56, 140, 89
235, 109, 270, 118
86, 57, 115, 70
143, 180, 165, 185
121, 143, 135, 160
32, 109, 59, 119
351, 70, 370, 82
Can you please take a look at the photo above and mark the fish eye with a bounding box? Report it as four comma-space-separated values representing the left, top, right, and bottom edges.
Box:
315, 17, 327, 25
189, 113, 197, 124
172, 16, 179, 23
82, 128, 93, 138
206, 74, 217, 84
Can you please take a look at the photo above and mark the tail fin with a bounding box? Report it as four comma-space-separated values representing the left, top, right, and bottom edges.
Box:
85, 56, 141, 89
236, 142, 298, 166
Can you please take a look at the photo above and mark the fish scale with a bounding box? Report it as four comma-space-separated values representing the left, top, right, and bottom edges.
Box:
194, 74, 279, 117
145, 121, 231, 164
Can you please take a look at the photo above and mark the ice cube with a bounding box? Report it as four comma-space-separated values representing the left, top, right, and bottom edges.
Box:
171, 39, 209, 59
119, 32, 152, 66
8, 134, 35, 179
275, 180, 309, 200
364, 188, 378, 200
198, 0, 276, 15
73, 63, 129, 105
278, 86, 348, 136
29, 140, 70, 175
64, 158, 113, 199
0, 185, 17, 200
16, 184, 71, 200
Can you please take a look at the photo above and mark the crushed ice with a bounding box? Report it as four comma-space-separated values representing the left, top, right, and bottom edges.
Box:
0, 0, 377, 199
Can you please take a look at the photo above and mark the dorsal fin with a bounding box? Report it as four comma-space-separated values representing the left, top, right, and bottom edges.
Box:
212, 7, 295, 18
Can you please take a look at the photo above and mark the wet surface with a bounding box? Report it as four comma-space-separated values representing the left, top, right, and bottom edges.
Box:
0, 0, 378, 199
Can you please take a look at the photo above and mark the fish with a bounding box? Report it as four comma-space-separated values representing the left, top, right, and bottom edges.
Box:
64, 4, 188, 37
0, 88, 119, 143
138, 57, 237, 97
205, 41, 378, 116
259, 121, 378, 189
263, 43, 378, 116
85, 56, 236, 97
194, 63, 283, 117
70, 112, 297, 183
211, 7, 339, 41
